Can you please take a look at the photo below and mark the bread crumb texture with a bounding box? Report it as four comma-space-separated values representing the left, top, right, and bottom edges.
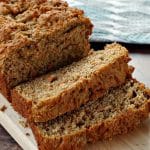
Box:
30, 79, 150, 150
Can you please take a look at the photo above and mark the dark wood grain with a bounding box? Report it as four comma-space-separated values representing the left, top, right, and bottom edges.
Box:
0, 42, 150, 150
0, 125, 21, 150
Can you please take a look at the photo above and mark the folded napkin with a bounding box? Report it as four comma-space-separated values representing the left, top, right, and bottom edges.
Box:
67, 0, 150, 44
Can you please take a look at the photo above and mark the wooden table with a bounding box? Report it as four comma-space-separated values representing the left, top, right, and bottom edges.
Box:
0, 43, 150, 150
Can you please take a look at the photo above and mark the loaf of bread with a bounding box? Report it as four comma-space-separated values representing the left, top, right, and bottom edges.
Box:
30, 79, 150, 150
0, 0, 92, 100
12, 43, 131, 122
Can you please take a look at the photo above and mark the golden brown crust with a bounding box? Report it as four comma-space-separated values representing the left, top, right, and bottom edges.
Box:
0, 73, 10, 101
0, 0, 93, 51
30, 101, 150, 150
12, 89, 32, 118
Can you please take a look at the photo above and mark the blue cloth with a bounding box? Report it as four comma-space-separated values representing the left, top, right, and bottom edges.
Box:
67, 0, 150, 44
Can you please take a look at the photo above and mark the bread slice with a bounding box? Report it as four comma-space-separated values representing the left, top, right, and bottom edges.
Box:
0, 0, 92, 100
12, 43, 131, 122
30, 79, 150, 150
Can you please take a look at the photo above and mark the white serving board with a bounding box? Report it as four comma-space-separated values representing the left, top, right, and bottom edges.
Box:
0, 52, 150, 150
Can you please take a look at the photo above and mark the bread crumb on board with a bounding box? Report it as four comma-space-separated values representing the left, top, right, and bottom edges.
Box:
26, 133, 30, 136
19, 120, 28, 128
0, 105, 7, 112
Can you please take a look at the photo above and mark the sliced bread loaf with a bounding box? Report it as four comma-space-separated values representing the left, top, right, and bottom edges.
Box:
30, 79, 150, 150
0, 0, 92, 100
12, 43, 131, 122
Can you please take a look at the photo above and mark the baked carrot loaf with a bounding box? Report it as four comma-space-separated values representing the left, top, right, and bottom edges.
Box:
0, 0, 92, 100
30, 79, 150, 150
12, 43, 131, 122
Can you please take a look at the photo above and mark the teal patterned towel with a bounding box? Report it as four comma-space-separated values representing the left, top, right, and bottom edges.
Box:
66, 0, 150, 44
